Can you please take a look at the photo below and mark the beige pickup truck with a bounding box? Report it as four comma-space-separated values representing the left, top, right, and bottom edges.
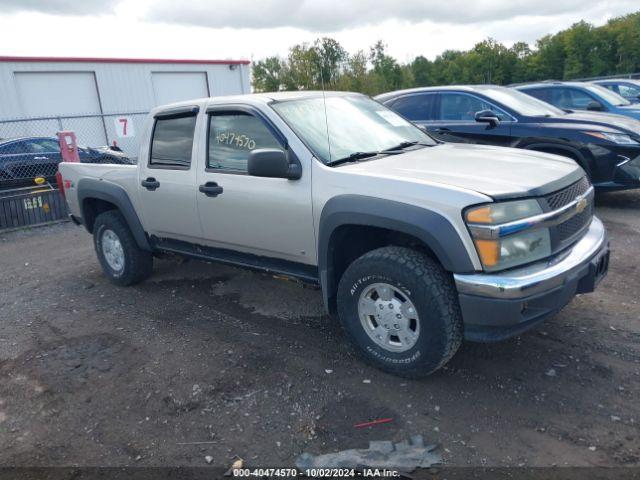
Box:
59, 91, 609, 377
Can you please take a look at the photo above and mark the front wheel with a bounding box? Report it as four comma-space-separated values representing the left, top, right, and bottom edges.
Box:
93, 210, 153, 286
337, 246, 463, 377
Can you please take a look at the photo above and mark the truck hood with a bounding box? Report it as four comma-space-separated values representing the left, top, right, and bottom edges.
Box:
339, 143, 583, 199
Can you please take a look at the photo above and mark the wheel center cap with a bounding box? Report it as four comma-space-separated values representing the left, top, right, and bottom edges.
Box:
377, 301, 402, 328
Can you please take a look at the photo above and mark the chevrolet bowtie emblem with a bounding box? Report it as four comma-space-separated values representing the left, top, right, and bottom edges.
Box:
576, 197, 588, 213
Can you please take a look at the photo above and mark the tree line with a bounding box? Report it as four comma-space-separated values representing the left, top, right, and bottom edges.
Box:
252, 11, 640, 95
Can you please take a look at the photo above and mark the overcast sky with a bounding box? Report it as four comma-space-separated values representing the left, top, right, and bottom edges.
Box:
0, 0, 637, 63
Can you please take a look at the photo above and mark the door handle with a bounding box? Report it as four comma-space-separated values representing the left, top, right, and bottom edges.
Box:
433, 127, 451, 133
199, 182, 224, 197
141, 177, 160, 191
34, 156, 48, 160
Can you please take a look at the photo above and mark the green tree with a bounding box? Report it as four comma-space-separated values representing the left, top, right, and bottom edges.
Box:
252, 56, 286, 92
410, 56, 434, 86
251, 11, 640, 94
369, 41, 403, 93
312, 37, 348, 88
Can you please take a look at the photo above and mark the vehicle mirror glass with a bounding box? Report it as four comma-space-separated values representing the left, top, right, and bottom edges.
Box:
586, 101, 604, 111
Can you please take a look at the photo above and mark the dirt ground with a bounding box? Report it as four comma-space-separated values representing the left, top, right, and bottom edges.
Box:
0, 191, 638, 469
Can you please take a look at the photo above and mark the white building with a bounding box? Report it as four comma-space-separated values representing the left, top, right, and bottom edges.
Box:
0, 56, 251, 154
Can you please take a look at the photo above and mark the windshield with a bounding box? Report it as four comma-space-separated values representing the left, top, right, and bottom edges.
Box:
483, 87, 565, 116
270, 95, 435, 164
585, 84, 631, 106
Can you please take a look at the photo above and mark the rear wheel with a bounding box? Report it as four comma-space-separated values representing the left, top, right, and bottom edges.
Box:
93, 210, 153, 286
337, 246, 463, 377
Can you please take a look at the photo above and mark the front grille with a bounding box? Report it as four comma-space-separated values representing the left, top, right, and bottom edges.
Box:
545, 176, 591, 210
541, 176, 593, 250
557, 204, 593, 242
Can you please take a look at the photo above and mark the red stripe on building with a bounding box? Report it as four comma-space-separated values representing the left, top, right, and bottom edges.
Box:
0, 56, 250, 65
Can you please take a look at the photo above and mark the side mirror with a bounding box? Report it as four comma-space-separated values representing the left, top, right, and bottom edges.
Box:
247, 148, 301, 179
474, 110, 500, 126
586, 101, 604, 111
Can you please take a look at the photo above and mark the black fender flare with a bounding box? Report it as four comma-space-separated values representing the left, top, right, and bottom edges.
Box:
77, 178, 152, 251
318, 195, 475, 310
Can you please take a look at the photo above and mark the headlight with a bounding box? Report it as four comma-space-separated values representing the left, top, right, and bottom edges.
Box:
465, 200, 552, 271
584, 131, 639, 145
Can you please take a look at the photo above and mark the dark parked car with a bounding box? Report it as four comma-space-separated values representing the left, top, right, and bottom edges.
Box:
515, 81, 640, 121
0, 136, 133, 187
593, 79, 640, 103
376, 85, 640, 190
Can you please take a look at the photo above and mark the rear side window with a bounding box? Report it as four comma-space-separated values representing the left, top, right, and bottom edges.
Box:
208, 112, 282, 172
523, 88, 551, 103
0, 141, 29, 154
389, 94, 436, 121
150, 114, 197, 168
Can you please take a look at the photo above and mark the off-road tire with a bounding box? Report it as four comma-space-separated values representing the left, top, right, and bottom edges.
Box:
93, 210, 153, 286
337, 246, 463, 377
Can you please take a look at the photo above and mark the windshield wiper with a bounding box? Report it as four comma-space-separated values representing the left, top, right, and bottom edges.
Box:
382, 141, 431, 152
327, 151, 382, 166
327, 149, 405, 166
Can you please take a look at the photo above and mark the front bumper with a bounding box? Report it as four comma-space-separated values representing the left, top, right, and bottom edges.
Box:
592, 149, 640, 190
454, 217, 609, 342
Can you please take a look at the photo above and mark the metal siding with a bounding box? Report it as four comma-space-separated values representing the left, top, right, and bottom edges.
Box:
14, 71, 102, 116
151, 72, 209, 105
0, 60, 250, 120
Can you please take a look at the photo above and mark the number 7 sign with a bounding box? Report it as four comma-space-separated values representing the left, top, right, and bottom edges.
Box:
114, 116, 135, 138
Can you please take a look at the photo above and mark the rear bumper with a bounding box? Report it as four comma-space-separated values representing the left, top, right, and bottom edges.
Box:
454, 217, 609, 342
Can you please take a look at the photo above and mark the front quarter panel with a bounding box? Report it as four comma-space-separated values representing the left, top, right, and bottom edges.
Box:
313, 159, 490, 270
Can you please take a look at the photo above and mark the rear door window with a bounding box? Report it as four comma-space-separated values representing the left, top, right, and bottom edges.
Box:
388, 94, 436, 121
150, 113, 197, 168
523, 88, 551, 103
1, 141, 30, 155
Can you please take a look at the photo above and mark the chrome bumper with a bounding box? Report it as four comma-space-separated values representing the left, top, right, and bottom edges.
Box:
454, 216, 607, 300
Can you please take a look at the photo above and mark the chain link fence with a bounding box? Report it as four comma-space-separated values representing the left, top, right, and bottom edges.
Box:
0, 111, 147, 230
0, 112, 147, 190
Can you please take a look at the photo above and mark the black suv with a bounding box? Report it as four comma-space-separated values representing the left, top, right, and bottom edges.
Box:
376, 85, 640, 191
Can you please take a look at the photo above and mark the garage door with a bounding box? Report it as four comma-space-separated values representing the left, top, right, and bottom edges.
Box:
14, 72, 106, 146
152, 72, 209, 106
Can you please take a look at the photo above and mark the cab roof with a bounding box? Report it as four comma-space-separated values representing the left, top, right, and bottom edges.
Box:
152, 90, 364, 114
374, 85, 506, 102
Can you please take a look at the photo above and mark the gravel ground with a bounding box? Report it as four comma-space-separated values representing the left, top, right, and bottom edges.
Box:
0, 191, 638, 469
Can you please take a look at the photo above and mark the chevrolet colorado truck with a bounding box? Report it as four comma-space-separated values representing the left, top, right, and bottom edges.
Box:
59, 91, 610, 377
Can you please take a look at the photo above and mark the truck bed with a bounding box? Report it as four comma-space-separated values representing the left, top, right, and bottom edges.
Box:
58, 162, 139, 221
